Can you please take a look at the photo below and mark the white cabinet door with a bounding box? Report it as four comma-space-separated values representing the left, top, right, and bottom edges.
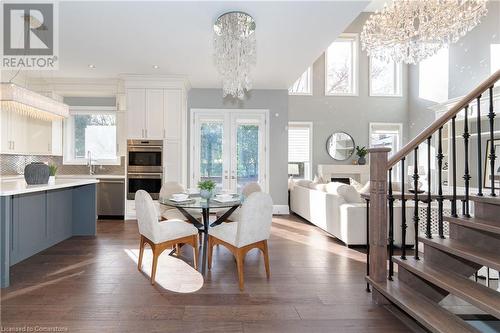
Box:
145, 89, 164, 139
164, 89, 182, 140
127, 88, 146, 139
9, 111, 27, 153
51, 119, 63, 156
27, 118, 52, 154
1, 110, 11, 153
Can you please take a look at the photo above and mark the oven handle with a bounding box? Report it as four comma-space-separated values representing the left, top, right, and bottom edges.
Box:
127, 173, 163, 179
128, 146, 163, 152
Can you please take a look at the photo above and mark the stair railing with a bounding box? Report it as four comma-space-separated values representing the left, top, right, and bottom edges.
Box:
366, 70, 500, 291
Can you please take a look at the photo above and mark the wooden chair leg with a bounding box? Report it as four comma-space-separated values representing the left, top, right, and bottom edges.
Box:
262, 240, 270, 279
151, 246, 159, 285
175, 243, 180, 255
235, 250, 245, 291
208, 235, 213, 270
192, 234, 199, 270
138, 235, 145, 271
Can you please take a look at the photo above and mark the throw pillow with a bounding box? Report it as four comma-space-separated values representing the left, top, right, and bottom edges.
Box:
325, 182, 344, 194
350, 178, 365, 191
295, 179, 313, 188
337, 184, 364, 203
359, 182, 370, 195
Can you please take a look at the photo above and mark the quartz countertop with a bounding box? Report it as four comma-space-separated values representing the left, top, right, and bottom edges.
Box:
1, 174, 125, 181
0, 178, 99, 196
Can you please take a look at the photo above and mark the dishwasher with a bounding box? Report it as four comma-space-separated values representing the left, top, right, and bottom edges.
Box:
97, 178, 125, 219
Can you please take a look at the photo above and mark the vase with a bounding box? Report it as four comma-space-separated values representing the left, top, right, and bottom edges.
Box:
200, 189, 212, 200
24, 162, 50, 185
358, 156, 366, 165
48, 176, 56, 184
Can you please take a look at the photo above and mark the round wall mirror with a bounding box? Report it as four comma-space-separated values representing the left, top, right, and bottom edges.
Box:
326, 132, 355, 161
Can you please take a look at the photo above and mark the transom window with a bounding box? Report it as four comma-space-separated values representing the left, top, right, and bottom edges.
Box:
325, 34, 358, 96
369, 57, 402, 96
289, 67, 312, 95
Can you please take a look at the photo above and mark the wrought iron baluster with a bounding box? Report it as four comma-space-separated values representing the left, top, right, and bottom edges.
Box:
437, 127, 445, 238
413, 148, 420, 260
488, 86, 496, 196
451, 116, 458, 217
401, 157, 407, 260
365, 198, 370, 292
426, 137, 432, 238
463, 105, 471, 217
477, 95, 483, 196
388, 169, 394, 280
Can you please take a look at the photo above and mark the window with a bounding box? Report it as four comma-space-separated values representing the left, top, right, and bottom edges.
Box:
419, 47, 449, 103
288, 122, 313, 180
64, 107, 119, 165
369, 123, 403, 179
325, 34, 358, 96
491, 44, 500, 75
369, 57, 402, 96
289, 67, 312, 95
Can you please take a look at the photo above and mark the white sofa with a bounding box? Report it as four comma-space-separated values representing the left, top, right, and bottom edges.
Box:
289, 180, 415, 246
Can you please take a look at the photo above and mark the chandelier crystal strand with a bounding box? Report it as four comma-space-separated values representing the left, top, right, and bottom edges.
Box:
361, 0, 488, 64
214, 12, 256, 99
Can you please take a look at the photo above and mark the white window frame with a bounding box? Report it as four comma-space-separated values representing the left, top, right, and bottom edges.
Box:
63, 106, 120, 165
289, 67, 313, 96
325, 33, 359, 97
288, 121, 313, 180
369, 57, 403, 97
369, 122, 403, 180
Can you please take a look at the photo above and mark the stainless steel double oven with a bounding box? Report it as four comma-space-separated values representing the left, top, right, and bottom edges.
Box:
127, 139, 163, 200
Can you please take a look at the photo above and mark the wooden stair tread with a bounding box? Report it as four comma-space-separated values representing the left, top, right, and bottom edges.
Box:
445, 216, 500, 235
366, 276, 480, 333
394, 257, 500, 318
469, 194, 500, 205
419, 237, 500, 271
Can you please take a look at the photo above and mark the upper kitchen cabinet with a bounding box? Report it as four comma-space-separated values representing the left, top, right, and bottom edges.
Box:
126, 88, 146, 139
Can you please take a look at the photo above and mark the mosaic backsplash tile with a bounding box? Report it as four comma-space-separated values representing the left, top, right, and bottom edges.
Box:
0, 154, 125, 176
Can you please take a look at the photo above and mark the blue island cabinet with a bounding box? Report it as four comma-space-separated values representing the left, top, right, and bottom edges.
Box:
0, 183, 97, 288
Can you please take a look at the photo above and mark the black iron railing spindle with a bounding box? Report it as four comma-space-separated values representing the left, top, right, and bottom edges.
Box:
488, 86, 496, 196
437, 127, 445, 238
451, 116, 458, 217
426, 137, 432, 238
463, 105, 471, 217
401, 158, 407, 260
413, 148, 420, 260
388, 169, 394, 280
477, 95, 483, 196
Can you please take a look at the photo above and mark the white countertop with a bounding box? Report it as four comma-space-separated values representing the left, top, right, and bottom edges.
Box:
1, 174, 125, 181
0, 178, 99, 196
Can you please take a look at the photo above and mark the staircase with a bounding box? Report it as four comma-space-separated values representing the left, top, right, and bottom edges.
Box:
366, 70, 500, 333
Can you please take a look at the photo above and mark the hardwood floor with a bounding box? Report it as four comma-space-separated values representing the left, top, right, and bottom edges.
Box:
1, 215, 413, 332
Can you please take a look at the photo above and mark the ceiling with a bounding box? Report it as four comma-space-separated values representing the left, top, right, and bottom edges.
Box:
24, 1, 369, 89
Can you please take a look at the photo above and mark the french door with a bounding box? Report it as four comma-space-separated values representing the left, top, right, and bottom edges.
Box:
191, 109, 268, 193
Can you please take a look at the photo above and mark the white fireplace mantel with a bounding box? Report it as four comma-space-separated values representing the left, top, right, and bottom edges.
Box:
317, 164, 370, 184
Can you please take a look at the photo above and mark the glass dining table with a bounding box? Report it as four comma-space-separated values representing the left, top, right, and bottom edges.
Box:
159, 195, 242, 275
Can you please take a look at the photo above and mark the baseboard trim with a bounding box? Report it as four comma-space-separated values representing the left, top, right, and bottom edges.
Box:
273, 205, 290, 215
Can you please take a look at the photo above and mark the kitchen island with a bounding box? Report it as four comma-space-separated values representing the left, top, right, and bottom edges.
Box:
0, 178, 99, 287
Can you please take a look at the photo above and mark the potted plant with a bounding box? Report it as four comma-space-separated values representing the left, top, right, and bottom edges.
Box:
355, 146, 368, 165
48, 163, 58, 184
198, 180, 216, 200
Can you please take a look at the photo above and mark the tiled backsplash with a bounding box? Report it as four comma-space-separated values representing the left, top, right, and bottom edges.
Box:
0, 154, 125, 176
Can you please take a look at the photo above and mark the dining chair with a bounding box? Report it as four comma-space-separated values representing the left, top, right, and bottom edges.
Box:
215, 182, 262, 222
158, 181, 202, 221
208, 192, 273, 290
135, 190, 199, 285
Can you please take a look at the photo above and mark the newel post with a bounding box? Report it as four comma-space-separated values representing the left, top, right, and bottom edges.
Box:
368, 148, 390, 301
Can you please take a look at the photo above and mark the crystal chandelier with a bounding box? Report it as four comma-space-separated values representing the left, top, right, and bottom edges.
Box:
213, 11, 256, 99
361, 0, 488, 64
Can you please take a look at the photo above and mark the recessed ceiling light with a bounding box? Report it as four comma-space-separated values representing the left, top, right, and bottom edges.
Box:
152, 65, 160, 69
88, 64, 96, 69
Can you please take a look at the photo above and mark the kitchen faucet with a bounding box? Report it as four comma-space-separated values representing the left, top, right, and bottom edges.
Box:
87, 151, 96, 175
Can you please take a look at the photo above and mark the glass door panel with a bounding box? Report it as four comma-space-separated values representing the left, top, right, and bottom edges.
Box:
199, 122, 224, 190
235, 124, 260, 193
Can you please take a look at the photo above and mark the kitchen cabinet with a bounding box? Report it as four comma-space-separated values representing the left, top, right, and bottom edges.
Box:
145, 89, 165, 139
126, 88, 146, 139
0, 110, 61, 155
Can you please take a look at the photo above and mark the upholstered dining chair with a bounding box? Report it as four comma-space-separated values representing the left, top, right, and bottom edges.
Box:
208, 192, 273, 290
215, 182, 262, 222
158, 181, 202, 221
135, 190, 199, 285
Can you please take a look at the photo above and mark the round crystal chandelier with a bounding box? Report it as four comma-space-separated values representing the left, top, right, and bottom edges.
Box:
361, 0, 488, 64
213, 11, 256, 99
